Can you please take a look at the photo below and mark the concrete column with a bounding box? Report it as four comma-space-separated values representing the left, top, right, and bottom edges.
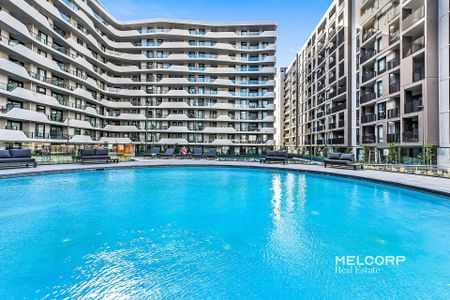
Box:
438, 0, 450, 168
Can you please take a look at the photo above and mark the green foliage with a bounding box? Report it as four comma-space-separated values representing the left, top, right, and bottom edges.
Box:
386, 143, 398, 164
424, 142, 434, 165
362, 146, 375, 163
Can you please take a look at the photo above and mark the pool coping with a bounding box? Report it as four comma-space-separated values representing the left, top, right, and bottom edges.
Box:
0, 159, 449, 198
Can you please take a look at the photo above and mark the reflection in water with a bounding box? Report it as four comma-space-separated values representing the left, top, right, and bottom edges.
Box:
271, 174, 282, 222
268, 172, 310, 264
298, 174, 307, 210
285, 173, 295, 212
270, 172, 308, 225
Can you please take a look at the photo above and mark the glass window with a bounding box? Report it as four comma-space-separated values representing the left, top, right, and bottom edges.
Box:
377, 57, 386, 73
377, 125, 384, 143
376, 37, 382, 52
376, 81, 383, 97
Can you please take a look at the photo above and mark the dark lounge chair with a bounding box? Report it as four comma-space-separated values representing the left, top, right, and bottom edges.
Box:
206, 148, 217, 159
149, 146, 161, 158
77, 148, 118, 164
0, 149, 36, 168
324, 153, 362, 170
260, 150, 288, 164
160, 148, 175, 158
192, 147, 203, 159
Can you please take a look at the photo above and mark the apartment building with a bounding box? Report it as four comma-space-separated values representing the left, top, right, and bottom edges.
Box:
357, 0, 438, 161
282, 59, 298, 146
283, 0, 353, 152
283, 0, 449, 165
0, 0, 276, 155
274, 67, 286, 146
439, 0, 450, 166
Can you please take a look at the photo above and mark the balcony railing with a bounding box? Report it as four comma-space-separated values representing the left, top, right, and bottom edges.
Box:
361, 113, 376, 124
386, 5, 400, 23
362, 28, 378, 43
404, 99, 423, 113
403, 131, 419, 143
403, 36, 425, 57
389, 31, 400, 45
402, 6, 425, 30
413, 67, 425, 82
387, 56, 400, 70
362, 134, 376, 143
331, 103, 346, 113
362, 71, 376, 82
360, 92, 377, 104
387, 107, 400, 118
328, 138, 345, 144
387, 133, 400, 143
360, 49, 377, 64
389, 81, 400, 94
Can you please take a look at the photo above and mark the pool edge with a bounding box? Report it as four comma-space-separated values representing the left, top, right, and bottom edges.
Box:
0, 161, 449, 199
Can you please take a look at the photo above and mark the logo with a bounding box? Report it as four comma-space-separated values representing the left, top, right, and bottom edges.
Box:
335, 255, 406, 274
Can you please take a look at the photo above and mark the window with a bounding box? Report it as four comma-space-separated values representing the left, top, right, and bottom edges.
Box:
38, 49, 47, 57
35, 124, 45, 139
36, 105, 46, 114
377, 125, 384, 143
377, 57, 386, 73
377, 102, 386, 120
376, 37, 382, 52
7, 100, 22, 109
6, 121, 22, 130
376, 81, 383, 97
36, 86, 46, 94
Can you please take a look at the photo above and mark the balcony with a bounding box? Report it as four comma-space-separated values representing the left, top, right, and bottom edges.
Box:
413, 67, 425, 82
331, 102, 346, 113
389, 82, 400, 94
403, 36, 425, 57
389, 31, 400, 45
387, 56, 400, 70
360, 49, 377, 64
338, 85, 346, 95
402, 6, 425, 30
328, 138, 345, 144
362, 71, 376, 83
360, 92, 377, 104
404, 99, 423, 113
387, 107, 400, 118
387, 133, 400, 143
361, 113, 376, 124
403, 131, 419, 143
362, 28, 378, 43
386, 5, 400, 23
362, 134, 376, 143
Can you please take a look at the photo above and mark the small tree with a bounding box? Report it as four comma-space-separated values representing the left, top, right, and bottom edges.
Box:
362, 146, 374, 163
424, 142, 434, 165
322, 147, 328, 158
387, 143, 398, 164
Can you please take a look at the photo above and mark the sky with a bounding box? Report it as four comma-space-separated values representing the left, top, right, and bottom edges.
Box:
100, 0, 332, 67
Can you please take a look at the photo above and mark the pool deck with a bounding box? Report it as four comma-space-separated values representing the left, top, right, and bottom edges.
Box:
0, 159, 449, 197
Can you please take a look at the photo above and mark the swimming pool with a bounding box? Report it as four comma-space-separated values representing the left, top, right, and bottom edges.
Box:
0, 167, 449, 298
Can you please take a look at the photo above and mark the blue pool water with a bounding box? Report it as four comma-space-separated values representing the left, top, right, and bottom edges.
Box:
0, 167, 449, 299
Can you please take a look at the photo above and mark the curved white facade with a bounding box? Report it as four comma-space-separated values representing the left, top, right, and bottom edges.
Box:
0, 0, 276, 154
